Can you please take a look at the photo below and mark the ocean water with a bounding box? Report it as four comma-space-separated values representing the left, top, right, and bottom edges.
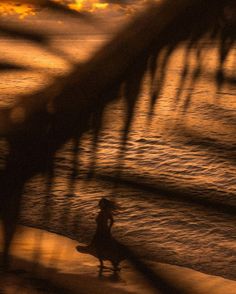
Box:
0, 32, 235, 280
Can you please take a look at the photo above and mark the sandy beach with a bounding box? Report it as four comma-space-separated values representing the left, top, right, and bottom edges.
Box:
0, 225, 235, 294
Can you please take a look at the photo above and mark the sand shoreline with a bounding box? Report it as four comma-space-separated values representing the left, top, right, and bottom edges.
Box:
0, 225, 235, 293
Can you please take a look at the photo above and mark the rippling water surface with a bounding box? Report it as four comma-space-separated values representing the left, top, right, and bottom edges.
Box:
0, 31, 235, 280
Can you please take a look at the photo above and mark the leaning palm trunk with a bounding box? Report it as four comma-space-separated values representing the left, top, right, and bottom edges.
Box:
0, 0, 235, 273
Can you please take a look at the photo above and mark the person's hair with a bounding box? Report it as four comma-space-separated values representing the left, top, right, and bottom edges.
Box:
99, 197, 119, 211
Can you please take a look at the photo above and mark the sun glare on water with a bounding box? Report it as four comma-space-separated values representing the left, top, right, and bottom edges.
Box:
68, 0, 109, 12
0, 1, 35, 18
0, 1, 110, 18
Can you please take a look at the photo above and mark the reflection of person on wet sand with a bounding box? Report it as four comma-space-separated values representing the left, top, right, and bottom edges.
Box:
76, 198, 125, 272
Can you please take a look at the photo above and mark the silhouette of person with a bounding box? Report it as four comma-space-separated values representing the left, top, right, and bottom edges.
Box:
91, 198, 114, 244
91, 198, 124, 271
76, 197, 125, 272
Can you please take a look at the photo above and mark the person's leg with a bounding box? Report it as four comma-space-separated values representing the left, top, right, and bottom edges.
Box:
99, 258, 104, 268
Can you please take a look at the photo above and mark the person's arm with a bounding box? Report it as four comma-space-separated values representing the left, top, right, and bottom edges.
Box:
109, 214, 114, 229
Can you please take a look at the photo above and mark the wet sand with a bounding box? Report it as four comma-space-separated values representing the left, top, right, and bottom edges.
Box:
0, 225, 235, 294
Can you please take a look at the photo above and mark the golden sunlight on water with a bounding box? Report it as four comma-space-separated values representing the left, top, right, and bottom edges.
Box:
68, 0, 109, 12
0, 0, 134, 18
0, 1, 35, 18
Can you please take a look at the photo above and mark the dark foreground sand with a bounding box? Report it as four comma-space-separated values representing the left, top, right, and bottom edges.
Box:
0, 226, 235, 293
